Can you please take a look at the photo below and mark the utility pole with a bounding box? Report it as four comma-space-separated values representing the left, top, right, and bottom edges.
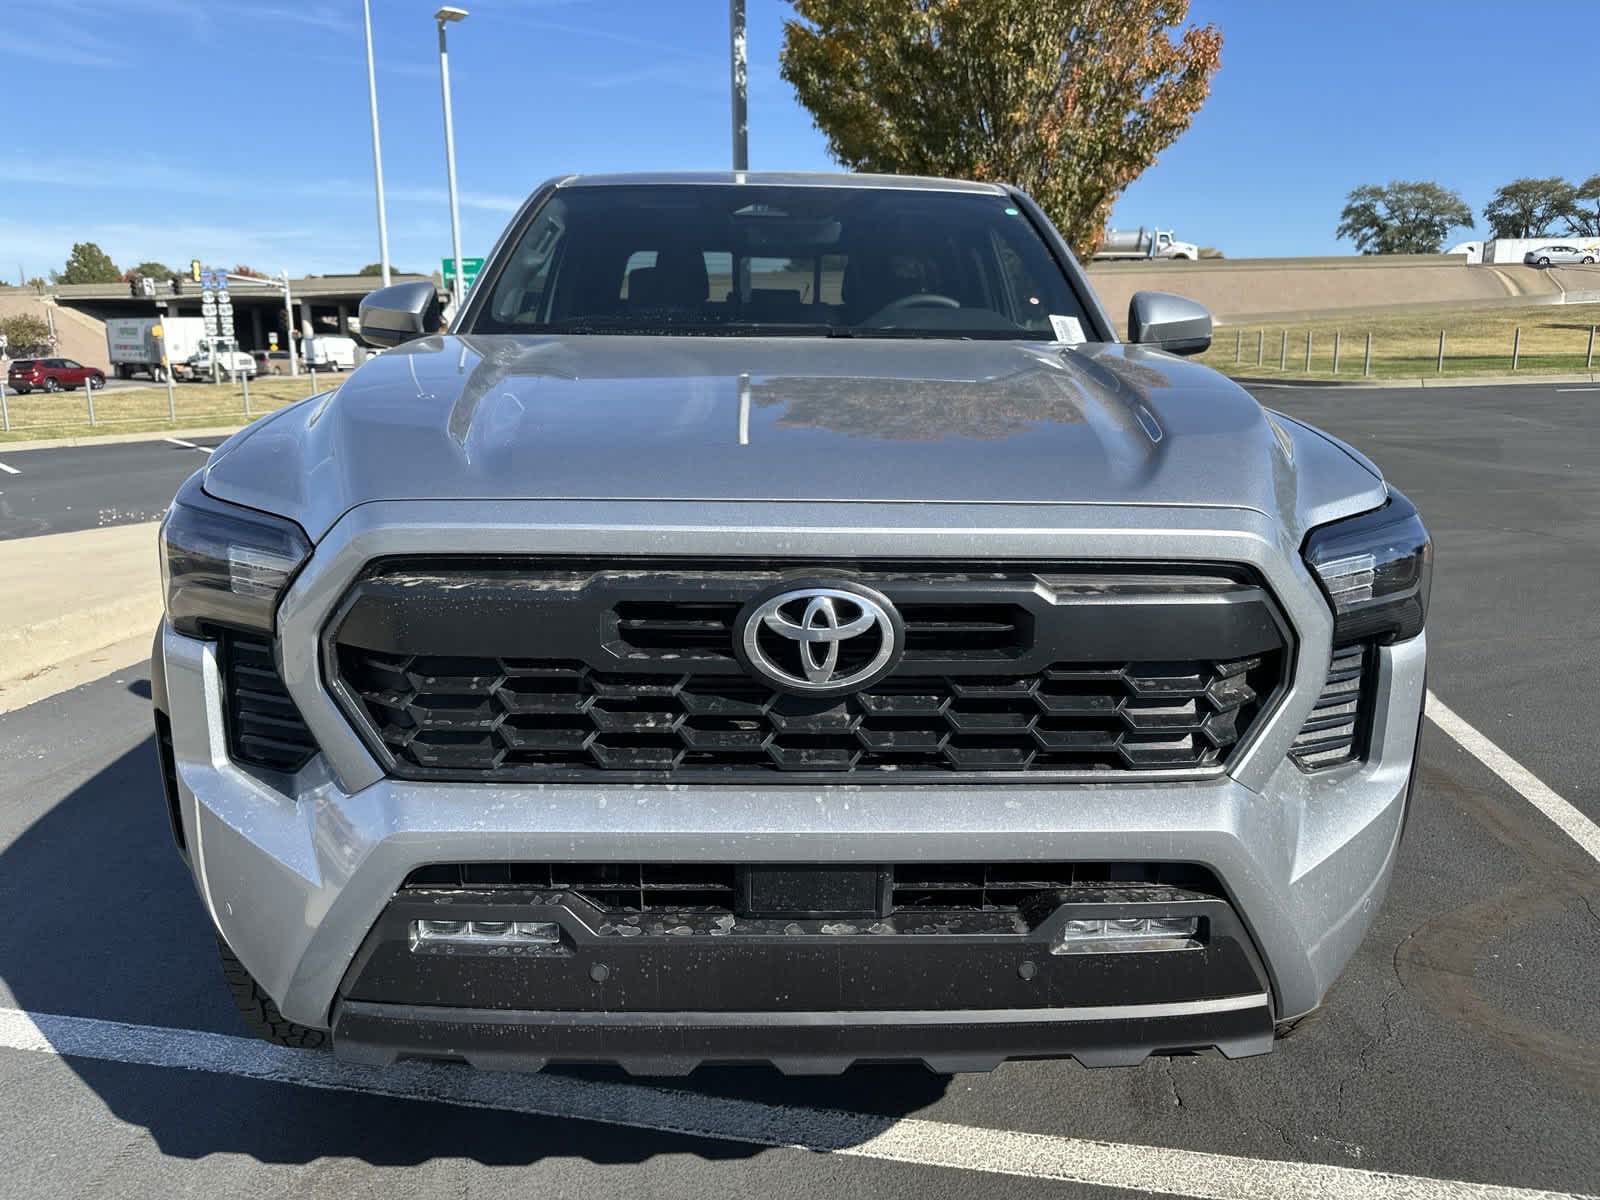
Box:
729, 0, 748, 170
363, 0, 393, 287
282, 271, 300, 377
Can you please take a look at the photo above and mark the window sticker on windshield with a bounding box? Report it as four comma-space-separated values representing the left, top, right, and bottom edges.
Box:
1049, 314, 1085, 345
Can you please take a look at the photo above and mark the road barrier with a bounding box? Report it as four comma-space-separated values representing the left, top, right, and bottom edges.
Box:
1218, 321, 1599, 381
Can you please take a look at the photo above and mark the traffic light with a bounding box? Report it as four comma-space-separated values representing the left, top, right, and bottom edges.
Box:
190, 258, 202, 283
171, 277, 183, 295
129, 278, 139, 297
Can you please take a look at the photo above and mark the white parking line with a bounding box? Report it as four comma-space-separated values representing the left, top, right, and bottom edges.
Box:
1425, 691, 1600, 865
163, 437, 213, 454
1555, 387, 1600, 393
0, 461, 19, 475
0, 1006, 1591, 1200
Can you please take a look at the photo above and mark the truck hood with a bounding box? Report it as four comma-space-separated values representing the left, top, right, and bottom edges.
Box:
204, 334, 1384, 541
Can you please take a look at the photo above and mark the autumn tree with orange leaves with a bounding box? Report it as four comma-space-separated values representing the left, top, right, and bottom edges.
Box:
779, 0, 1222, 259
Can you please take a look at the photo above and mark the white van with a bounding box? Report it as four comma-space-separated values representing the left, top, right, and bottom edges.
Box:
301, 336, 360, 372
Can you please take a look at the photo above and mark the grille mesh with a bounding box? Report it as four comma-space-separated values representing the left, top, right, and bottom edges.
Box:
336, 648, 1278, 780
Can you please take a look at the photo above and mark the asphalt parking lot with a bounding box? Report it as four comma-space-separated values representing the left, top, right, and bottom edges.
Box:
0, 435, 222, 539
0, 380, 1595, 1198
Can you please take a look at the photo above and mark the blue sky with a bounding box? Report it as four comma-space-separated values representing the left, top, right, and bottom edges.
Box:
6, 0, 1597, 281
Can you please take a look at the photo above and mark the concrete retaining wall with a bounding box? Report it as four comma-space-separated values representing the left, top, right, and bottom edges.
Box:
0, 293, 109, 370
1085, 255, 1576, 331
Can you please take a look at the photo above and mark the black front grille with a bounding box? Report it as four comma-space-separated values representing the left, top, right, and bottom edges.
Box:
399, 862, 1222, 916
328, 559, 1289, 783
337, 649, 1279, 779
1290, 644, 1370, 770
221, 633, 318, 772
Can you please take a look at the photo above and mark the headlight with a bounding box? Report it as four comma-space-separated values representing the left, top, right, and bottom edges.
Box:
159, 472, 310, 637
1303, 487, 1431, 644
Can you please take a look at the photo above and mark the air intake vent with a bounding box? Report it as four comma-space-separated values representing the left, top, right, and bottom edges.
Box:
221, 634, 318, 772
1290, 644, 1369, 770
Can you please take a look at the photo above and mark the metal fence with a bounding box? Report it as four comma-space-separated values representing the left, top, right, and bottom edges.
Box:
0, 369, 332, 435
1220, 323, 1598, 379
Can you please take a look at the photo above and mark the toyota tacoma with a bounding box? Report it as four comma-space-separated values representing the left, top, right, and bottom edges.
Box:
152, 173, 1430, 1073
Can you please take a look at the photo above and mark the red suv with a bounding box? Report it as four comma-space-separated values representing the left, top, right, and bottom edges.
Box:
6, 357, 107, 394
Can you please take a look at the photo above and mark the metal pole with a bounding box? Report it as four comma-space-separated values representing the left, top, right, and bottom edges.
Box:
1587, 324, 1595, 371
1234, 329, 1242, 362
438, 17, 466, 315
729, 0, 748, 171
363, 0, 392, 287
86, 378, 96, 426
1364, 332, 1372, 377
165, 370, 176, 421
1, 379, 9, 433
309, 368, 318, 396
1512, 326, 1520, 371
1304, 331, 1312, 372
1332, 330, 1341, 375
283, 272, 299, 377
1256, 330, 1263, 367
1278, 330, 1286, 370
241, 367, 251, 417
1437, 330, 1445, 374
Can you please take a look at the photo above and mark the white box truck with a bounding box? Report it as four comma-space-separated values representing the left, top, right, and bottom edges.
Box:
301, 335, 360, 372
106, 316, 207, 381
1093, 228, 1200, 261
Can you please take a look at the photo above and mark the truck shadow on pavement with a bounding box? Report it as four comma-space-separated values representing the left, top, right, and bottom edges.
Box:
0, 736, 952, 1165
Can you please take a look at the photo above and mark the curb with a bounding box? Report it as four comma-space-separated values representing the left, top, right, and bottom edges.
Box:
0, 593, 163, 689
0, 424, 247, 453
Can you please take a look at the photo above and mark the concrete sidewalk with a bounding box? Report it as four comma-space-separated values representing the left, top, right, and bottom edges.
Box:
0, 521, 160, 711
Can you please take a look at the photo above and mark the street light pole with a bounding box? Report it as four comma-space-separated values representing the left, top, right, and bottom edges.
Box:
435, 6, 468, 315
362, 0, 392, 287
729, 0, 748, 171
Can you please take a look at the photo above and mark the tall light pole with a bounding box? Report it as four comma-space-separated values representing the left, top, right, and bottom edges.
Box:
362, 0, 392, 287
435, 6, 468, 315
729, 0, 748, 171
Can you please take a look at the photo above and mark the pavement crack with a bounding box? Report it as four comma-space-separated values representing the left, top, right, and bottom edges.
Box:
1157, 1055, 1186, 1109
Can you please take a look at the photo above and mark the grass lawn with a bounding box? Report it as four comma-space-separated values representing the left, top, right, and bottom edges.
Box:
0, 375, 332, 443
1203, 301, 1600, 380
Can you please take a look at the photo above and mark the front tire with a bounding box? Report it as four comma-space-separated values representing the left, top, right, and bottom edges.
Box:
215, 937, 327, 1048
1538, 256, 1551, 267
87, 375, 103, 390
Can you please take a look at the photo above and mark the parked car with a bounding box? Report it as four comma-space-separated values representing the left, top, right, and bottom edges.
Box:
5, 357, 106, 394
1523, 244, 1597, 266
250, 350, 294, 376
154, 172, 1430, 1074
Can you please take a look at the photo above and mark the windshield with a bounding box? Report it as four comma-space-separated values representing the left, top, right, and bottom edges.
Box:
472, 184, 1092, 340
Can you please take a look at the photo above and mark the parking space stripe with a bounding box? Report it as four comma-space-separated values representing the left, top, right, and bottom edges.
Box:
163, 437, 213, 454
1427, 691, 1600, 865
0, 1005, 1591, 1200
0, 461, 19, 475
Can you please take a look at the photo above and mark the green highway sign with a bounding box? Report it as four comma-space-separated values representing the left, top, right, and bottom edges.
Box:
442, 256, 485, 289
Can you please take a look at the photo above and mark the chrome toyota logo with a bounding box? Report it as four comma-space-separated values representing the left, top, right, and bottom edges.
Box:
735, 583, 903, 696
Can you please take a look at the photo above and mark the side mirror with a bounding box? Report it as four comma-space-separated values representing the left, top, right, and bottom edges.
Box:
1128, 291, 1212, 356
357, 280, 444, 349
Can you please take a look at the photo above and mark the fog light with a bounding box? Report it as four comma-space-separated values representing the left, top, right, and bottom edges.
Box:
411, 919, 562, 947
1051, 916, 1200, 955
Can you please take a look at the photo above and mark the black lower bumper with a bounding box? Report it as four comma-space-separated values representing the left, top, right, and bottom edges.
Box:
333, 878, 1276, 1074
332, 993, 1274, 1075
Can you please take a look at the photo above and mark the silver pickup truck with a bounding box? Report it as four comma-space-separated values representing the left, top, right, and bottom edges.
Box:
152, 172, 1429, 1074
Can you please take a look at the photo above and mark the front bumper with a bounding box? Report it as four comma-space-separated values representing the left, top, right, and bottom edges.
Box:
156, 499, 1427, 1071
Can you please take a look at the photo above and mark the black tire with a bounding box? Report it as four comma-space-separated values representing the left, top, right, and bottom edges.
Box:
1584, 256, 1595, 265
215, 937, 328, 1048
1538, 256, 1551, 266
13, 386, 28, 395
87, 375, 103, 390
44, 377, 61, 393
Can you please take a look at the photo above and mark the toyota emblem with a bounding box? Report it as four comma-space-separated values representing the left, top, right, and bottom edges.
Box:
735, 582, 904, 696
